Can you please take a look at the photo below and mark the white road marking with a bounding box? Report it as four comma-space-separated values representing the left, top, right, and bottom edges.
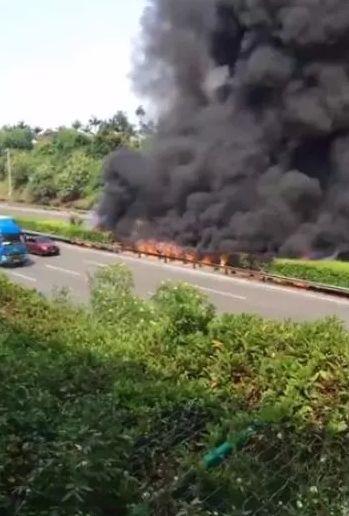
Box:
58, 243, 349, 306
85, 260, 107, 268
8, 271, 37, 282
46, 264, 81, 277
199, 286, 246, 301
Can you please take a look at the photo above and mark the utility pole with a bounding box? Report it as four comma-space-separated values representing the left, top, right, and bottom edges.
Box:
6, 149, 12, 201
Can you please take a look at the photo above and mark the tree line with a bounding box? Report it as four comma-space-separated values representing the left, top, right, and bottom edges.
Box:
0, 109, 153, 209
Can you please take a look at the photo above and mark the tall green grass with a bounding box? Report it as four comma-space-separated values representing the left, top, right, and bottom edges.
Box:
15, 216, 112, 245
0, 266, 348, 514
271, 259, 349, 289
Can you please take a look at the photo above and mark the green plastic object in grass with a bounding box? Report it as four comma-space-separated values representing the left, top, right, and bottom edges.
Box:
203, 423, 264, 469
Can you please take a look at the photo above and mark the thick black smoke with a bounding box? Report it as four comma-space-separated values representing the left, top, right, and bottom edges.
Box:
98, 0, 349, 257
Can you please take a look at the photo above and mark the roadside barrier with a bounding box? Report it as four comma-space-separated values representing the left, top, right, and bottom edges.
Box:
24, 229, 349, 300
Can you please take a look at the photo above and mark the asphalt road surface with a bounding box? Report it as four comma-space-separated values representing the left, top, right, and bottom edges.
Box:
1, 241, 349, 327
0, 202, 87, 222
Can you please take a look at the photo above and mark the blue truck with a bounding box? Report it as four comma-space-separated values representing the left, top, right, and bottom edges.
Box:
0, 216, 27, 266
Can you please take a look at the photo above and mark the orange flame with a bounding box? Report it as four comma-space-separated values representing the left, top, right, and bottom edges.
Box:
124, 238, 273, 270
132, 239, 228, 267
134, 239, 187, 260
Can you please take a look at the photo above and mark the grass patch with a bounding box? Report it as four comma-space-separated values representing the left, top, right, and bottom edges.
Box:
0, 181, 28, 203
15, 216, 112, 245
271, 259, 349, 290
0, 266, 349, 514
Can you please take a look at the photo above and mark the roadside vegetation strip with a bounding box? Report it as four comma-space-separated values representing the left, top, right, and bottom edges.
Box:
270, 259, 349, 290
15, 216, 113, 245
0, 265, 348, 515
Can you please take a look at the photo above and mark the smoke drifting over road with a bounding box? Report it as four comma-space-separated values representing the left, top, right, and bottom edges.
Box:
98, 0, 349, 257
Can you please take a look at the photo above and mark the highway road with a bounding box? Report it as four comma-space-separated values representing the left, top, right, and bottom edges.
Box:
1, 241, 349, 327
1, 202, 349, 326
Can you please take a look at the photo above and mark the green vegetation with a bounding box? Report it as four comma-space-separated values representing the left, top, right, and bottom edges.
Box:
0, 111, 153, 209
271, 259, 349, 290
15, 216, 112, 245
0, 265, 348, 514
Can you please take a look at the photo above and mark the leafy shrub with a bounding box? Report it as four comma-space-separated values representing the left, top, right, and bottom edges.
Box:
0, 154, 6, 180
52, 128, 91, 154
0, 270, 349, 514
0, 125, 34, 151
27, 161, 58, 203
152, 282, 215, 342
208, 313, 349, 422
56, 151, 100, 202
90, 263, 143, 323
11, 151, 36, 189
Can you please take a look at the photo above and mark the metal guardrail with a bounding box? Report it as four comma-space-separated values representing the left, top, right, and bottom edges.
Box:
24, 229, 349, 300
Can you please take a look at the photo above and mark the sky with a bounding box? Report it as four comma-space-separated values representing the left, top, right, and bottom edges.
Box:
0, 0, 147, 129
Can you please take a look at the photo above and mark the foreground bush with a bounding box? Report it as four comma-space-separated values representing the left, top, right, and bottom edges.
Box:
152, 282, 215, 343
270, 259, 349, 289
0, 270, 348, 515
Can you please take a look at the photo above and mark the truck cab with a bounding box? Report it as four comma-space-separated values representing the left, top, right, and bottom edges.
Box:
0, 217, 27, 266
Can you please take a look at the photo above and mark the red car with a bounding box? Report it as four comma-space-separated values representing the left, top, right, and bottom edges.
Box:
25, 235, 60, 256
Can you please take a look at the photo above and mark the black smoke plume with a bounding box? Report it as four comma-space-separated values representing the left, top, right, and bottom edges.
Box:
98, 0, 349, 257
